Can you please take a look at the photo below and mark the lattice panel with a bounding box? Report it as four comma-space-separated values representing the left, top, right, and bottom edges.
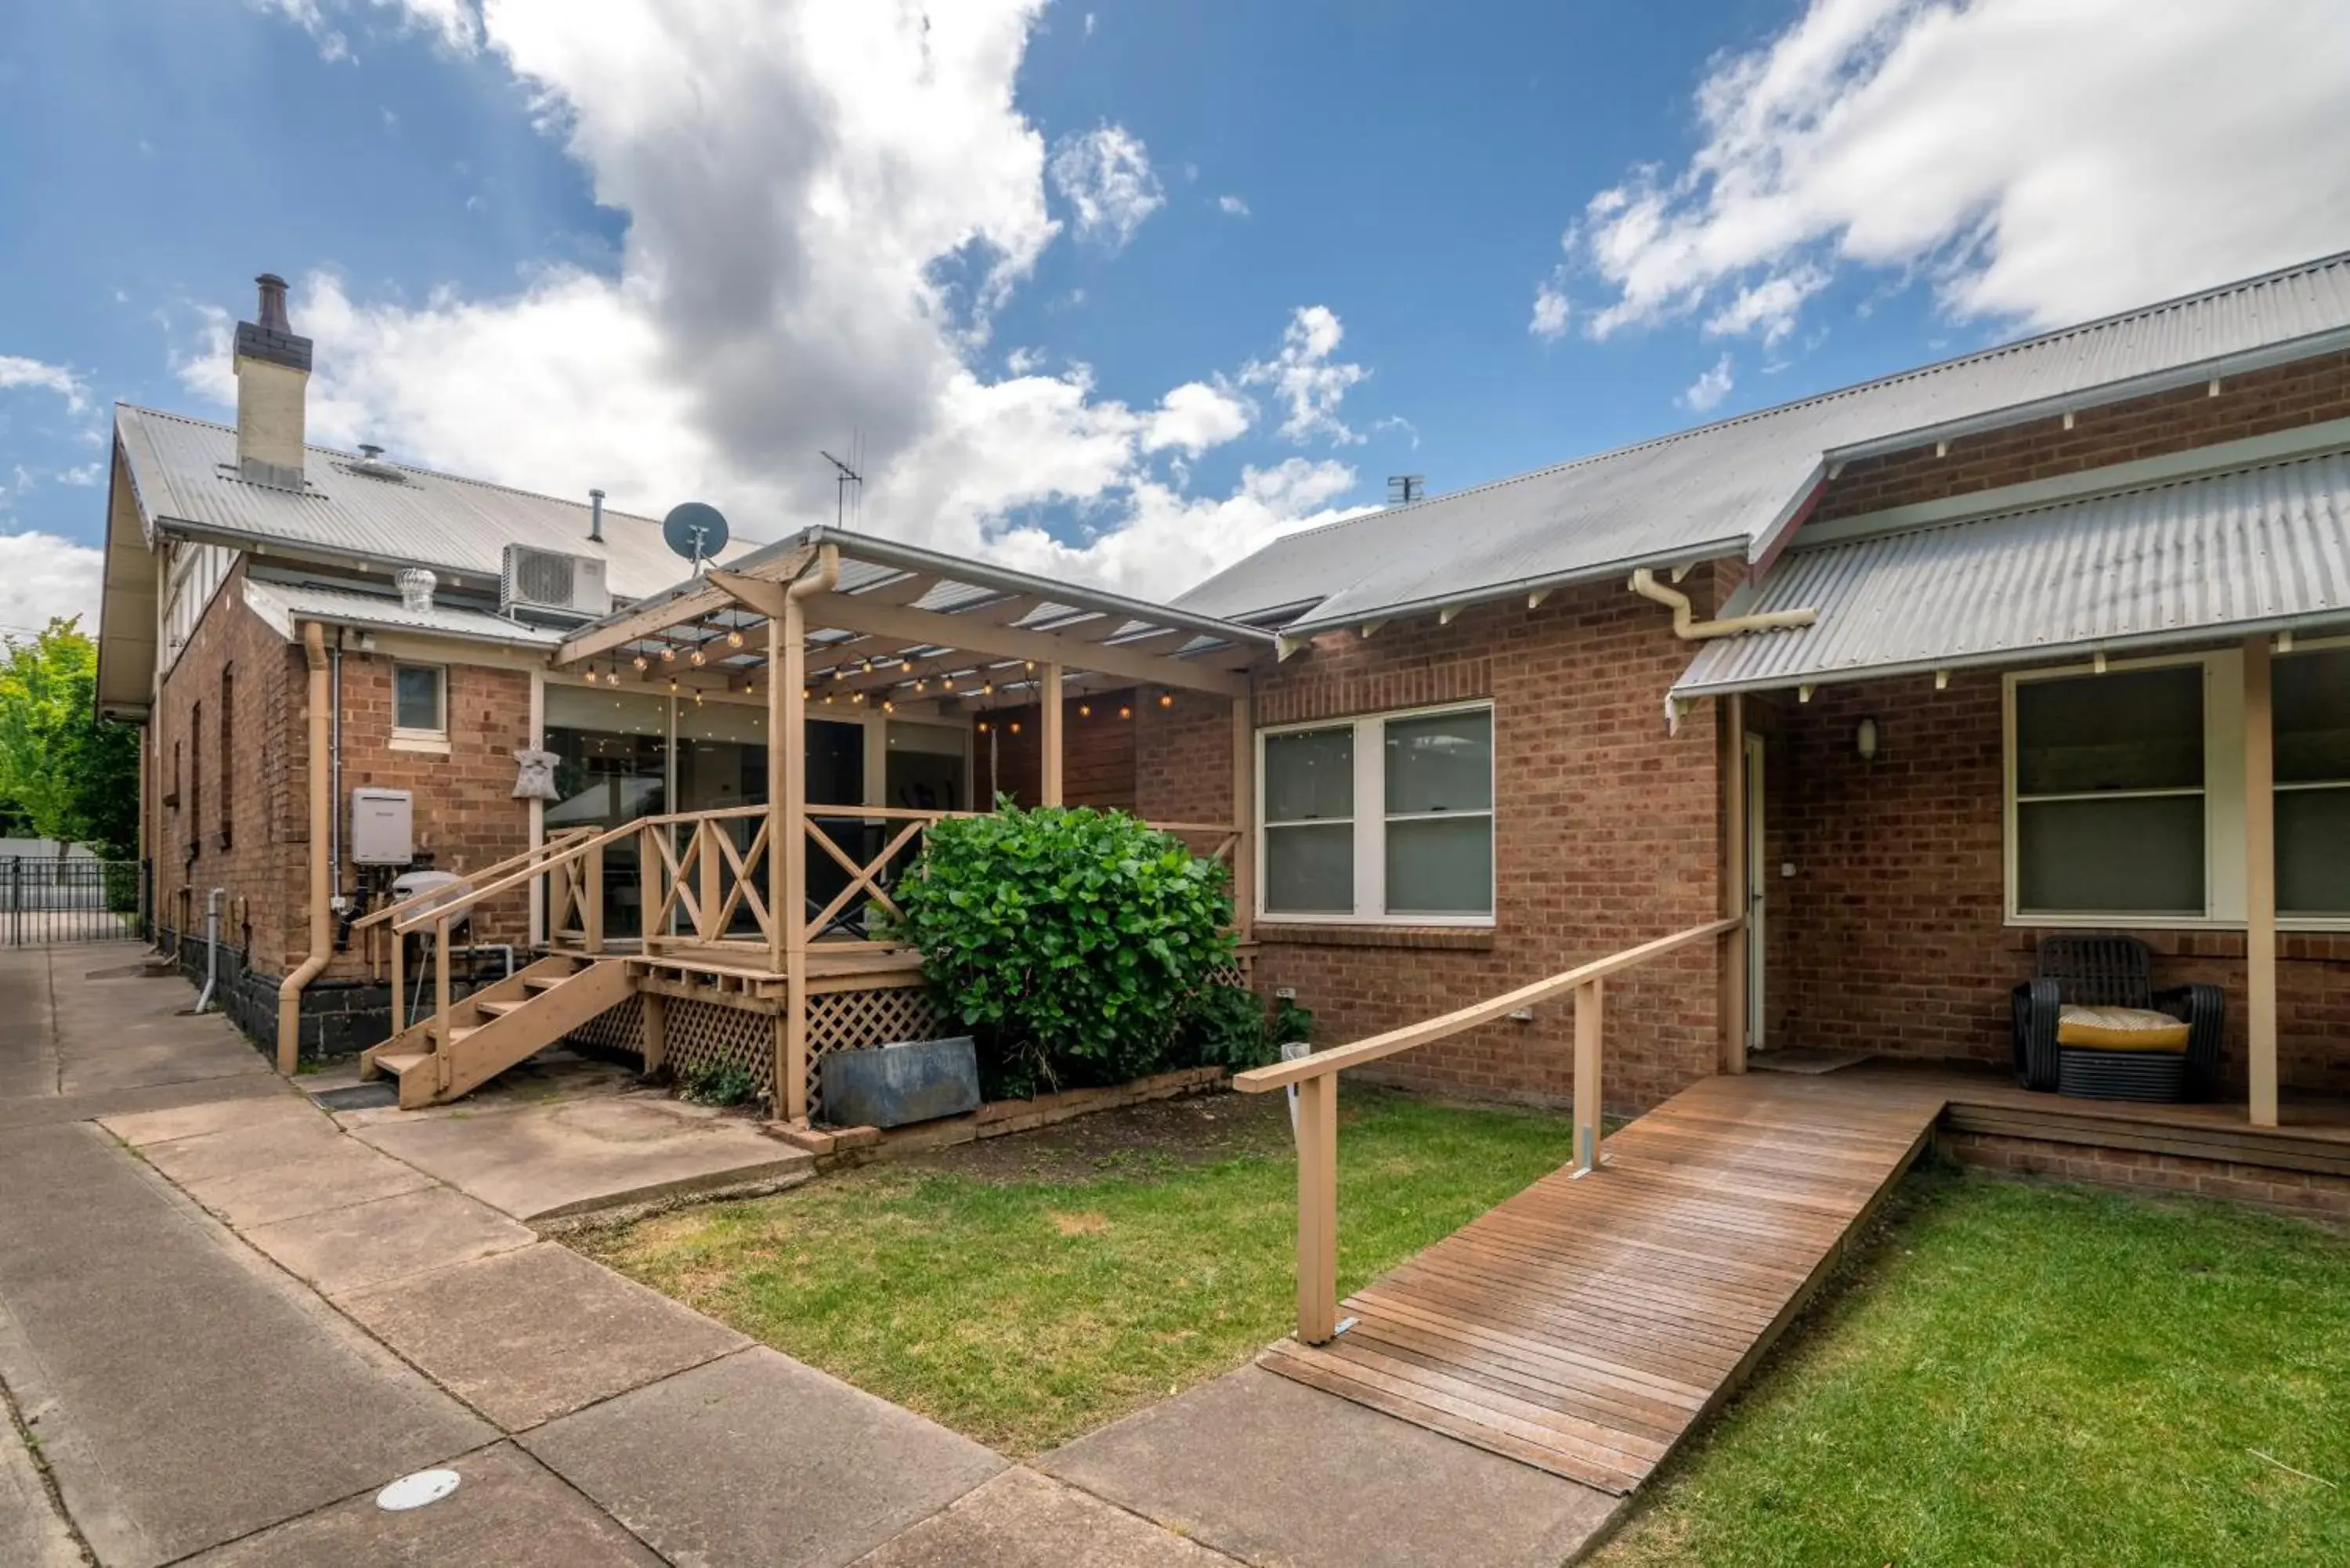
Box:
805, 982, 942, 1124
666, 998, 776, 1107
565, 993, 644, 1056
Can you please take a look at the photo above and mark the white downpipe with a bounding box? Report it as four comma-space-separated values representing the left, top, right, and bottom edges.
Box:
1629, 568, 1817, 640
193, 887, 226, 1013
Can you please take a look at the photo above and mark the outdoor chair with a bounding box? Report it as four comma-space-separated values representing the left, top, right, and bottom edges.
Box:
2011, 934, 2222, 1101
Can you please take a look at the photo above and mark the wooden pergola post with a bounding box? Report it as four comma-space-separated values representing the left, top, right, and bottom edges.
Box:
1231, 685, 1255, 942
1293, 1071, 1338, 1343
1721, 692, 1748, 1074
2245, 634, 2278, 1129
776, 595, 810, 1124
1571, 977, 1605, 1176
1041, 662, 1064, 806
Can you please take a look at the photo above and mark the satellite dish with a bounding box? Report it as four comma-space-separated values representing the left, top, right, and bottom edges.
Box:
662, 502, 730, 567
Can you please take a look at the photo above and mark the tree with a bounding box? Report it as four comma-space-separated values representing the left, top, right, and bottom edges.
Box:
0, 618, 140, 858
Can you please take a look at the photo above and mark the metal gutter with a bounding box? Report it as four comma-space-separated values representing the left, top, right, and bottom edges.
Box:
1280, 535, 1751, 638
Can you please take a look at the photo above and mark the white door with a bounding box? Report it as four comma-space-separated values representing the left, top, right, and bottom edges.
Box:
1744, 734, 1766, 1050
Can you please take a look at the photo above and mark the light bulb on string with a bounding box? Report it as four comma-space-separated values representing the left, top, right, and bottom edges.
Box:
633, 653, 649, 672
726, 627, 744, 648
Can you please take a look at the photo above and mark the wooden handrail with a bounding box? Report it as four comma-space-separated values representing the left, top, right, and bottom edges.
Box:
1234, 917, 1740, 1091
1237, 916, 1741, 1346
390, 817, 645, 935
352, 828, 595, 933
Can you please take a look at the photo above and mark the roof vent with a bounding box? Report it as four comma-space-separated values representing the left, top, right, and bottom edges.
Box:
347, 443, 407, 482
395, 568, 438, 612
501, 544, 612, 619
588, 488, 606, 544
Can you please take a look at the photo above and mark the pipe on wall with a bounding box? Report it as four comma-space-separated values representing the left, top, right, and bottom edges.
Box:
1628, 567, 1818, 640
277, 620, 332, 1073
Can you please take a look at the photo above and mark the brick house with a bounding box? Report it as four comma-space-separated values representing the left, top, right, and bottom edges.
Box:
96, 257, 2350, 1177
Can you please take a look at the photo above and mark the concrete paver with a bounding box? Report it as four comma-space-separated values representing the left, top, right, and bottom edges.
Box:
131, 1111, 351, 1186
240, 1183, 538, 1299
851, 1466, 1239, 1567
176, 1139, 439, 1231
347, 1087, 813, 1223
1043, 1366, 1625, 1568
525, 1346, 1007, 1568
0, 1121, 493, 1568
100, 1091, 317, 1148
1, 1410, 84, 1568
178, 1442, 667, 1567
338, 1241, 749, 1429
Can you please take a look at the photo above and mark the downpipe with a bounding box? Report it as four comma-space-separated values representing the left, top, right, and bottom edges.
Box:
193, 887, 226, 1013
1628, 567, 1817, 639
277, 621, 333, 1074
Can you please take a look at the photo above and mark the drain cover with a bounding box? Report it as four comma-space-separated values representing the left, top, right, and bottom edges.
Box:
376, 1469, 461, 1512
312, 1082, 400, 1111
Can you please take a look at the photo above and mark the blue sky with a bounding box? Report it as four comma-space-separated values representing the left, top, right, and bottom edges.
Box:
2, 0, 2346, 630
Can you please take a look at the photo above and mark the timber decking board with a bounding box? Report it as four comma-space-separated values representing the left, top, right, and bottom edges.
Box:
1259, 1072, 1945, 1494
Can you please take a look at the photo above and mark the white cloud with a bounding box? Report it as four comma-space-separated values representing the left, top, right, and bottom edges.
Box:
200, 2, 1372, 600
1239, 305, 1368, 446
0, 356, 91, 414
1048, 123, 1165, 251
1528, 280, 1570, 341
1679, 352, 1734, 412
253, 0, 351, 61
1083, 11, 1096, 37
1143, 381, 1253, 456
0, 531, 103, 634
1217, 193, 1249, 217
1569, 0, 2350, 342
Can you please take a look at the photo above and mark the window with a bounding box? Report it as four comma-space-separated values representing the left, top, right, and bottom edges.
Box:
189, 700, 203, 849
2013, 664, 2206, 916
2005, 645, 2350, 925
2277, 647, 2350, 916
393, 663, 446, 736
217, 667, 233, 850
1260, 703, 1494, 923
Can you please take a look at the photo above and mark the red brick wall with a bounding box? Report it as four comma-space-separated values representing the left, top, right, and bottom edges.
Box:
1942, 1131, 2350, 1223
1765, 669, 2350, 1099
1231, 576, 1733, 1115
149, 563, 537, 982
1813, 349, 2350, 522
1133, 689, 1237, 828
978, 688, 1138, 810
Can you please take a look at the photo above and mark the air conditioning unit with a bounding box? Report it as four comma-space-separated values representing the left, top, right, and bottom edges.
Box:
501, 545, 610, 617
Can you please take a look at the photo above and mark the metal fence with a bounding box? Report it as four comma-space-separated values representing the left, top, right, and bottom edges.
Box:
2, 857, 145, 945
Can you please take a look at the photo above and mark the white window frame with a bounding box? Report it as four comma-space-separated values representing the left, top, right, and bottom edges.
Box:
1256, 699, 1495, 927
2001, 640, 2350, 931
391, 661, 449, 748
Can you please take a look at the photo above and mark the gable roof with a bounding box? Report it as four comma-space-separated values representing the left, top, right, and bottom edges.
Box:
1177, 251, 2350, 632
112, 404, 724, 601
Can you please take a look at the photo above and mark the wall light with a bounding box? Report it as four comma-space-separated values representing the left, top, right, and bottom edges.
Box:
1856, 716, 1879, 762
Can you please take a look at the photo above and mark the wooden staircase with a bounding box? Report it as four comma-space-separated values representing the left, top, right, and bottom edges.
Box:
360, 954, 634, 1109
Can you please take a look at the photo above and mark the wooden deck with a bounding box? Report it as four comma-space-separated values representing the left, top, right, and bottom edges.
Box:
1259, 1071, 1947, 1494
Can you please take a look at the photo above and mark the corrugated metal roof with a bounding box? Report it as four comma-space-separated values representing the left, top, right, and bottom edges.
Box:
1179, 251, 2350, 630
1671, 450, 2350, 697
115, 406, 732, 601
243, 579, 566, 645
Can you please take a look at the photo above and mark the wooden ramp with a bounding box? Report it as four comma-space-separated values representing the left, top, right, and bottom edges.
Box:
1260, 1072, 1947, 1494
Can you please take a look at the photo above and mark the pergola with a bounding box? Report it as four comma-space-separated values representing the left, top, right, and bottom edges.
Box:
543, 527, 1276, 1122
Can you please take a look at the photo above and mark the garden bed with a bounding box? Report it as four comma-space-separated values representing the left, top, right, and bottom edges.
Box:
571, 1084, 1578, 1456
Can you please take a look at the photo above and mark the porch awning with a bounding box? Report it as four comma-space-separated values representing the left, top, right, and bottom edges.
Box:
1671, 448, 2350, 699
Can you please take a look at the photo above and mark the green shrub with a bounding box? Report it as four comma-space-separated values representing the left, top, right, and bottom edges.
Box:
677, 1063, 757, 1107
886, 802, 1238, 1096
1185, 987, 1314, 1071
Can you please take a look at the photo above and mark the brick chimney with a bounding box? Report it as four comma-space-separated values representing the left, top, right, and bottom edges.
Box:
233, 273, 312, 488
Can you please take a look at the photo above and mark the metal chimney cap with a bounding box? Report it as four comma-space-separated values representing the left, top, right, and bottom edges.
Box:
358, 443, 385, 459
255, 273, 292, 334
394, 566, 439, 612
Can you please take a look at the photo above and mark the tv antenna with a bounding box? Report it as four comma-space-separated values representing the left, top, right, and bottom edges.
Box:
822, 439, 865, 531
661, 501, 731, 570
1386, 474, 1426, 506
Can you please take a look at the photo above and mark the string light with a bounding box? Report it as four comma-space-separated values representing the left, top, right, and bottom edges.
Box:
633, 653, 649, 671
1008, 720, 1022, 735
726, 627, 744, 648
982, 680, 995, 696
660, 645, 676, 663
582, 668, 597, 685
1157, 692, 1174, 709
942, 674, 956, 691
1078, 703, 1091, 718
693, 688, 704, 706
802, 687, 812, 700
668, 678, 679, 693
976, 720, 990, 734
1118, 704, 1132, 721
881, 699, 895, 714
689, 647, 706, 667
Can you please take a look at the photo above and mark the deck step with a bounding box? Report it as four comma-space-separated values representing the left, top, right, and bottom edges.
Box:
476, 999, 527, 1018
450, 1026, 481, 1046
374, 1050, 431, 1077
522, 974, 571, 992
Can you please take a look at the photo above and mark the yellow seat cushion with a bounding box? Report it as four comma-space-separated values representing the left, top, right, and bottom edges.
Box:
2056, 1004, 2190, 1053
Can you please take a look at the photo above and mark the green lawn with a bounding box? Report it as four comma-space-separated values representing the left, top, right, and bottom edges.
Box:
573, 1086, 1578, 1455
1596, 1162, 2350, 1568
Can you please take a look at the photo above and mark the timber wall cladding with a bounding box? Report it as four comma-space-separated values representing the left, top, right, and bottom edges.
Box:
1766, 670, 2350, 1098
1240, 576, 1730, 1115
978, 688, 1140, 810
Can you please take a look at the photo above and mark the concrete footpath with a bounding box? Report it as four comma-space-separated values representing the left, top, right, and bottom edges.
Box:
0, 945, 1623, 1566
0, 946, 1244, 1567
